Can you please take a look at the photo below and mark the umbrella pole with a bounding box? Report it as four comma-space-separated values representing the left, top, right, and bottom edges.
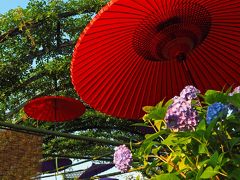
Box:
53, 97, 59, 177
181, 60, 197, 87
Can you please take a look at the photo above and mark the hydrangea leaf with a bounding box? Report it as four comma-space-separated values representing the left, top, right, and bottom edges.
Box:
205, 118, 218, 139
208, 151, 219, 167
229, 168, 240, 180
198, 144, 208, 154
228, 94, 240, 108
204, 90, 228, 104
200, 166, 219, 179
142, 106, 155, 113
196, 119, 206, 131
151, 173, 180, 180
229, 138, 240, 150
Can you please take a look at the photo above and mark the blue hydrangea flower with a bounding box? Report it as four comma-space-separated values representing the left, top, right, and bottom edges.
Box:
165, 97, 199, 131
113, 145, 132, 172
180, 85, 200, 100
206, 102, 228, 124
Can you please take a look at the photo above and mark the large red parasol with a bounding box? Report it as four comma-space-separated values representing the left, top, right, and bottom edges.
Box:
24, 96, 86, 122
71, 0, 240, 119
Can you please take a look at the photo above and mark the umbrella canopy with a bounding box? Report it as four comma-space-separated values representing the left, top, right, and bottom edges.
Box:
79, 163, 114, 179
24, 96, 85, 122
71, 0, 240, 119
41, 158, 72, 173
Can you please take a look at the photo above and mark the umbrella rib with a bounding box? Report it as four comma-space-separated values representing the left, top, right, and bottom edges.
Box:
187, 53, 208, 91
196, 45, 230, 88
145, 0, 160, 14
74, 29, 134, 56
203, 40, 240, 79
209, 31, 240, 50
200, 0, 240, 12
102, 55, 145, 117
208, 34, 240, 62
190, 50, 216, 90
74, 38, 140, 117
115, 3, 152, 15
74, 31, 133, 68
73, 36, 133, 85
79, 27, 135, 45
118, 60, 148, 118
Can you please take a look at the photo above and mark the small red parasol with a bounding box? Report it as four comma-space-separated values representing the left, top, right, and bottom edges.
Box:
71, 0, 240, 119
24, 96, 85, 122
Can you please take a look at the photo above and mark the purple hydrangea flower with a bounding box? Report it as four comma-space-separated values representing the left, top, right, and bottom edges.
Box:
206, 102, 228, 124
180, 85, 200, 100
229, 86, 240, 96
113, 145, 132, 172
165, 97, 199, 131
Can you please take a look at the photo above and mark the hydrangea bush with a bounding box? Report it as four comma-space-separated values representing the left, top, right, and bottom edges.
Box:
113, 86, 240, 179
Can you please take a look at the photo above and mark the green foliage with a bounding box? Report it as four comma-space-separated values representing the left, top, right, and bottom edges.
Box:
0, 0, 145, 160
132, 89, 240, 179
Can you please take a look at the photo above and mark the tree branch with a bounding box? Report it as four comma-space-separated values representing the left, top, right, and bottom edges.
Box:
0, 9, 95, 43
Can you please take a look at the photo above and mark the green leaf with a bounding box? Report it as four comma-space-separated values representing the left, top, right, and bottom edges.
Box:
145, 131, 165, 141
164, 99, 173, 108
152, 173, 180, 180
178, 157, 188, 171
144, 141, 158, 156
138, 131, 166, 156
204, 90, 228, 104
198, 144, 208, 154
143, 99, 172, 121
200, 166, 219, 179
195, 166, 204, 180
156, 99, 165, 108
196, 119, 206, 131
208, 151, 218, 167
228, 94, 240, 108
205, 118, 218, 139
229, 168, 240, 180
161, 133, 177, 146
162, 133, 191, 146
142, 106, 155, 113
229, 137, 240, 150
204, 90, 217, 96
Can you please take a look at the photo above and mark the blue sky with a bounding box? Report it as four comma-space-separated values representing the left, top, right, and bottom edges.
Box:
0, 0, 29, 14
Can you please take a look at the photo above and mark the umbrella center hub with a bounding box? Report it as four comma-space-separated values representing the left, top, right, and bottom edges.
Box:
132, 2, 211, 62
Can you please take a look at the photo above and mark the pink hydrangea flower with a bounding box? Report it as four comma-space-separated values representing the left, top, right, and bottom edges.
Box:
180, 85, 200, 100
165, 97, 198, 131
113, 145, 132, 172
229, 86, 240, 96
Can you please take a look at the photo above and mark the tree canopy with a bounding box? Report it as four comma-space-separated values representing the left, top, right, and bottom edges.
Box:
0, 0, 145, 161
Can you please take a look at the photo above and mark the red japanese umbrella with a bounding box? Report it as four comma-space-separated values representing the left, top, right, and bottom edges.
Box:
24, 96, 86, 122
71, 0, 240, 119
